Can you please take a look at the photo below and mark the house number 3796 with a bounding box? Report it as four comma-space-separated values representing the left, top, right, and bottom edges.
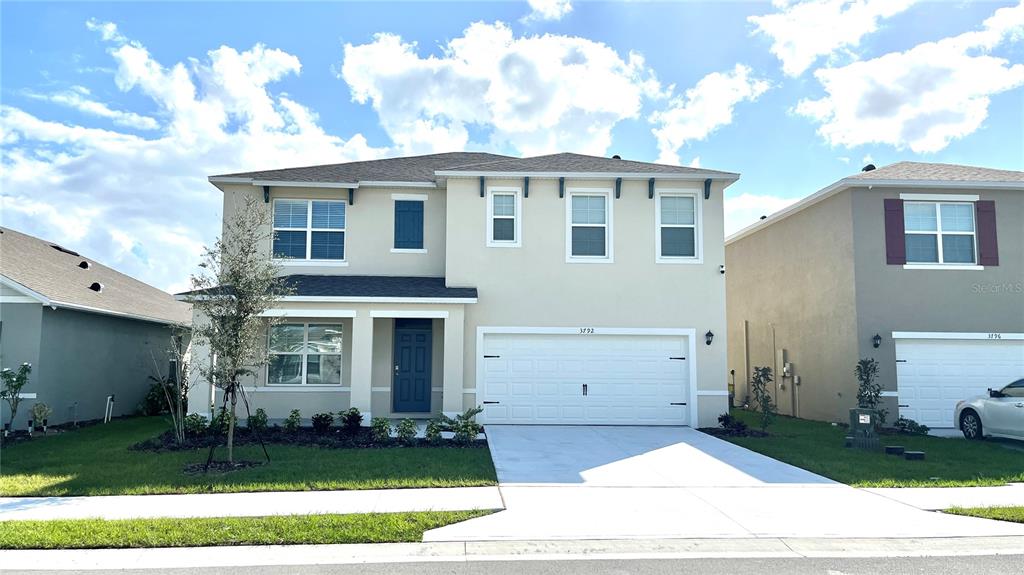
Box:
579, 328, 595, 334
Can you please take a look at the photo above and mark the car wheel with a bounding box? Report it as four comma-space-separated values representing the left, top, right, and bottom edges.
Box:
960, 410, 983, 440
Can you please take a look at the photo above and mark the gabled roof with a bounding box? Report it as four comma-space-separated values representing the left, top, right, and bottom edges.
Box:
176, 275, 477, 302
437, 152, 739, 179
211, 152, 512, 185
0, 226, 191, 325
727, 161, 1024, 245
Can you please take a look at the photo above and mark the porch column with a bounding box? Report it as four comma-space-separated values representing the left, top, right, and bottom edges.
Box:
350, 311, 374, 422
442, 306, 465, 418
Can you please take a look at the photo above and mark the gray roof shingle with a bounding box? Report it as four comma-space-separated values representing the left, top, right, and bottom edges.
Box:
176, 275, 476, 300
849, 161, 1024, 183
213, 152, 513, 184
0, 227, 192, 325
437, 152, 739, 177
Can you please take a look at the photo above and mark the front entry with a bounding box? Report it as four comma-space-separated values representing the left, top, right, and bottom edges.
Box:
393, 319, 433, 413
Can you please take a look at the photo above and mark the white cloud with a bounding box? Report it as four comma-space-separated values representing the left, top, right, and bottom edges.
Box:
724, 192, 800, 236
796, 1, 1024, 153
1, 21, 387, 292
523, 0, 573, 23
340, 21, 662, 156
688, 156, 701, 168
649, 64, 770, 165
27, 86, 160, 130
749, 0, 916, 77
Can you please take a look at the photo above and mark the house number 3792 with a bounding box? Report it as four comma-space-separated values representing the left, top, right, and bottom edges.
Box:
579, 328, 595, 334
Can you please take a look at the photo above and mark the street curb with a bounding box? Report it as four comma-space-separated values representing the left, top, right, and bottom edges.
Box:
3, 536, 1024, 570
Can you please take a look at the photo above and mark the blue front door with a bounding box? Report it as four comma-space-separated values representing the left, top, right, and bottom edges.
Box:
393, 319, 432, 413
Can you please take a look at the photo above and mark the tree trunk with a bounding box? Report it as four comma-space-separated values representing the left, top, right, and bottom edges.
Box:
227, 387, 237, 463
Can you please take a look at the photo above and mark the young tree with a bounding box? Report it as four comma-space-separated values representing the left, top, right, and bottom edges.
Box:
1, 363, 32, 432
186, 196, 292, 463
855, 358, 886, 424
749, 366, 776, 432
148, 326, 194, 445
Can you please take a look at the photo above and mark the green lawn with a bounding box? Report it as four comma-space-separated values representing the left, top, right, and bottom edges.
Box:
946, 506, 1024, 524
720, 410, 1024, 488
0, 417, 496, 496
0, 511, 492, 549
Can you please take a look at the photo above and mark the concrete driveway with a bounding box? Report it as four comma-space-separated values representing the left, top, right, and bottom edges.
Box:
424, 426, 1024, 541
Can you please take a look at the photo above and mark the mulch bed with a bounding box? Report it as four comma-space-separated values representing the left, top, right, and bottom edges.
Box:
183, 460, 266, 475
699, 427, 769, 438
132, 426, 488, 452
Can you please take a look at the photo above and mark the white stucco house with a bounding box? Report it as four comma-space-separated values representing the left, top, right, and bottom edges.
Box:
182, 152, 737, 428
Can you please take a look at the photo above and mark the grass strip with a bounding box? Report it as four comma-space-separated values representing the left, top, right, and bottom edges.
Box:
946, 506, 1024, 524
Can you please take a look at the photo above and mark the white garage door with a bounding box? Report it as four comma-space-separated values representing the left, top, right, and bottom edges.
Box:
480, 331, 691, 425
896, 337, 1024, 429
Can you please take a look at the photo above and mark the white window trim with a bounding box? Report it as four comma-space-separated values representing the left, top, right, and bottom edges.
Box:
655, 189, 703, 264
392, 195, 427, 252
904, 201, 977, 266
267, 322, 344, 387
485, 187, 522, 248
900, 193, 979, 202
390, 248, 428, 254
565, 187, 614, 263
903, 264, 984, 271
271, 198, 347, 264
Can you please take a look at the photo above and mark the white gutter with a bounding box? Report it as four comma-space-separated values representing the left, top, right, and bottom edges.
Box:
46, 300, 191, 327
177, 294, 477, 304
725, 177, 1024, 245
208, 177, 437, 190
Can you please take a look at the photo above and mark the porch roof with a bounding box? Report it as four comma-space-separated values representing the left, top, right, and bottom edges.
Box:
282, 275, 476, 299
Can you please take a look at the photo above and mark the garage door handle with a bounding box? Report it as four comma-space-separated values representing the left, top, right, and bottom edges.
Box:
898, 404, 909, 408
483, 401, 500, 405
483, 355, 500, 359
669, 356, 686, 360
670, 402, 687, 406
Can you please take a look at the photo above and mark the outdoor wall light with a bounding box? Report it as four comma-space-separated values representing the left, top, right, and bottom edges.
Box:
705, 331, 714, 345
872, 333, 882, 348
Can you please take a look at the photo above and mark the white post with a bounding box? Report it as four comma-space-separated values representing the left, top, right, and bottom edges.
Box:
350, 311, 374, 422
442, 306, 465, 418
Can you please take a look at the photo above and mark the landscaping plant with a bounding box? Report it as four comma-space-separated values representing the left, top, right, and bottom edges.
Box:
717, 412, 748, 435
186, 196, 294, 464
894, 416, 930, 436
855, 358, 887, 424
442, 407, 484, 445
30, 403, 52, 431
1, 363, 31, 433
182, 413, 208, 437
370, 417, 392, 443
395, 418, 418, 445
247, 408, 268, 433
339, 407, 363, 434
146, 328, 194, 444
311, 412, 334, 434
284, 409, 302, 433
749, 366, 776, 433
424, 417, 444, 445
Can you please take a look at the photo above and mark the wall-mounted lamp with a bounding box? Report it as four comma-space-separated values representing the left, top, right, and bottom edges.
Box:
705, 331, 714, 346
872, 333, 882, 348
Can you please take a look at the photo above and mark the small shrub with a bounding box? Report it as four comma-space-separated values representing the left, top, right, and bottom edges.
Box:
30, 402, 53, 425
339, 407, 363, 434
750, 366, 776, 433
284, 409, 302, 433
183, 413, 209, 436
444, 407, 483, 445
718, 412, 748, 434
370, 417, 392, 442
894, 416, 930, 436
210, 407, 235, 434
395, 418, 418, 445
139, 381, 167, 416
311, 412, 334, 434
247, 408, 268, 432
856, 358, 887, 424
424, 417, 444, 444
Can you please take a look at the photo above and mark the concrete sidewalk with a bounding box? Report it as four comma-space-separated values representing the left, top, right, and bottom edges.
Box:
3, 536, 1024, 570
0, 487, 503, 521
864, 484, 1024, 511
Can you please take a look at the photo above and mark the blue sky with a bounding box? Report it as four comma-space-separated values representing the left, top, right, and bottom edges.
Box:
2, 0, 1022, 291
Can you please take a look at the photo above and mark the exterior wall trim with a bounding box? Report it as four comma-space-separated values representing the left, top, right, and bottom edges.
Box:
0, 296, 41, 304
696, 390, 729, 396
260, 309, 357, 318
0, 274, 51, 305
244, 386, 351, 393
902, 264, 985, 271
392, 193, 429, 201
370, 310, 450, 318
278, 296, 476, 304
437, 171, 740, 181
475, 326, 699, 425
891, 331, 1024, 340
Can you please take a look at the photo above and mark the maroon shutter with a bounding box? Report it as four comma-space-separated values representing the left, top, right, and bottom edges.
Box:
976, 200, 999, 266
883, 199, 906, 265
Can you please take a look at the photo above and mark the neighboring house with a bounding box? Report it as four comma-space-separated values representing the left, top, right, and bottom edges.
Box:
183, 152, 737, 427
0, 226, 191, 427
726, 162, 1023, 430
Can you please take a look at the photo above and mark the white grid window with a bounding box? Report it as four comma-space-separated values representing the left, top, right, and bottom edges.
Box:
268, 323, 343, 385
904, 202, 976, 265
567, 190, 612, 261
656, 193, 699, 261
486, 188, 521, 247
272, 199, 346, 261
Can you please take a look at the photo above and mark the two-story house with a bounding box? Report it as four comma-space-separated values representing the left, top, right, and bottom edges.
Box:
184, 152, 737, 428
726, 162, 1023, 431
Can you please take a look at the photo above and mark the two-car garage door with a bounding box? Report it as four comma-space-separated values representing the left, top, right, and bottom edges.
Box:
479, 331, 692, 425
896, 335, 1024, 429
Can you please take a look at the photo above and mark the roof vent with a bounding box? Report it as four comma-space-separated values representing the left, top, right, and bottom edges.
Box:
50, 244, 81, 257
88, 282, 103, 293
78, 261, 91, 269
760, 215, 767, 220
612, 154, 621, 159
861, 164, 876, 172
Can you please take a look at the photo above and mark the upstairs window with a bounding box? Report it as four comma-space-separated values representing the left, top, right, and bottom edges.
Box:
393, 199, 425, 251
567, 190, 612, 262
904, 202, 975, 264
656, 192, 699, 262
272, 199, 345, 261
486, 188, 521, 247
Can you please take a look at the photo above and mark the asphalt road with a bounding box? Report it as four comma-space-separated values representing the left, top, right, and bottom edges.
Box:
10, 555, 1024, 575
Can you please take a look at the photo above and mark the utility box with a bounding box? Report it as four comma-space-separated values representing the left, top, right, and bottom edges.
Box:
848, 408, 880, 450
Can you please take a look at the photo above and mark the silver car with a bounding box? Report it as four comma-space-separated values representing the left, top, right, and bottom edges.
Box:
955, 378, 1024, 440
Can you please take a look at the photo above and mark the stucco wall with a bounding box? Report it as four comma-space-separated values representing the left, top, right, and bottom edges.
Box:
726, 190, 860, 423
445, 177, 729, 427
219, 183, 446, 277
850, 186, 1024, 417
34, 307, 173, 425
0, 303, 43, 428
